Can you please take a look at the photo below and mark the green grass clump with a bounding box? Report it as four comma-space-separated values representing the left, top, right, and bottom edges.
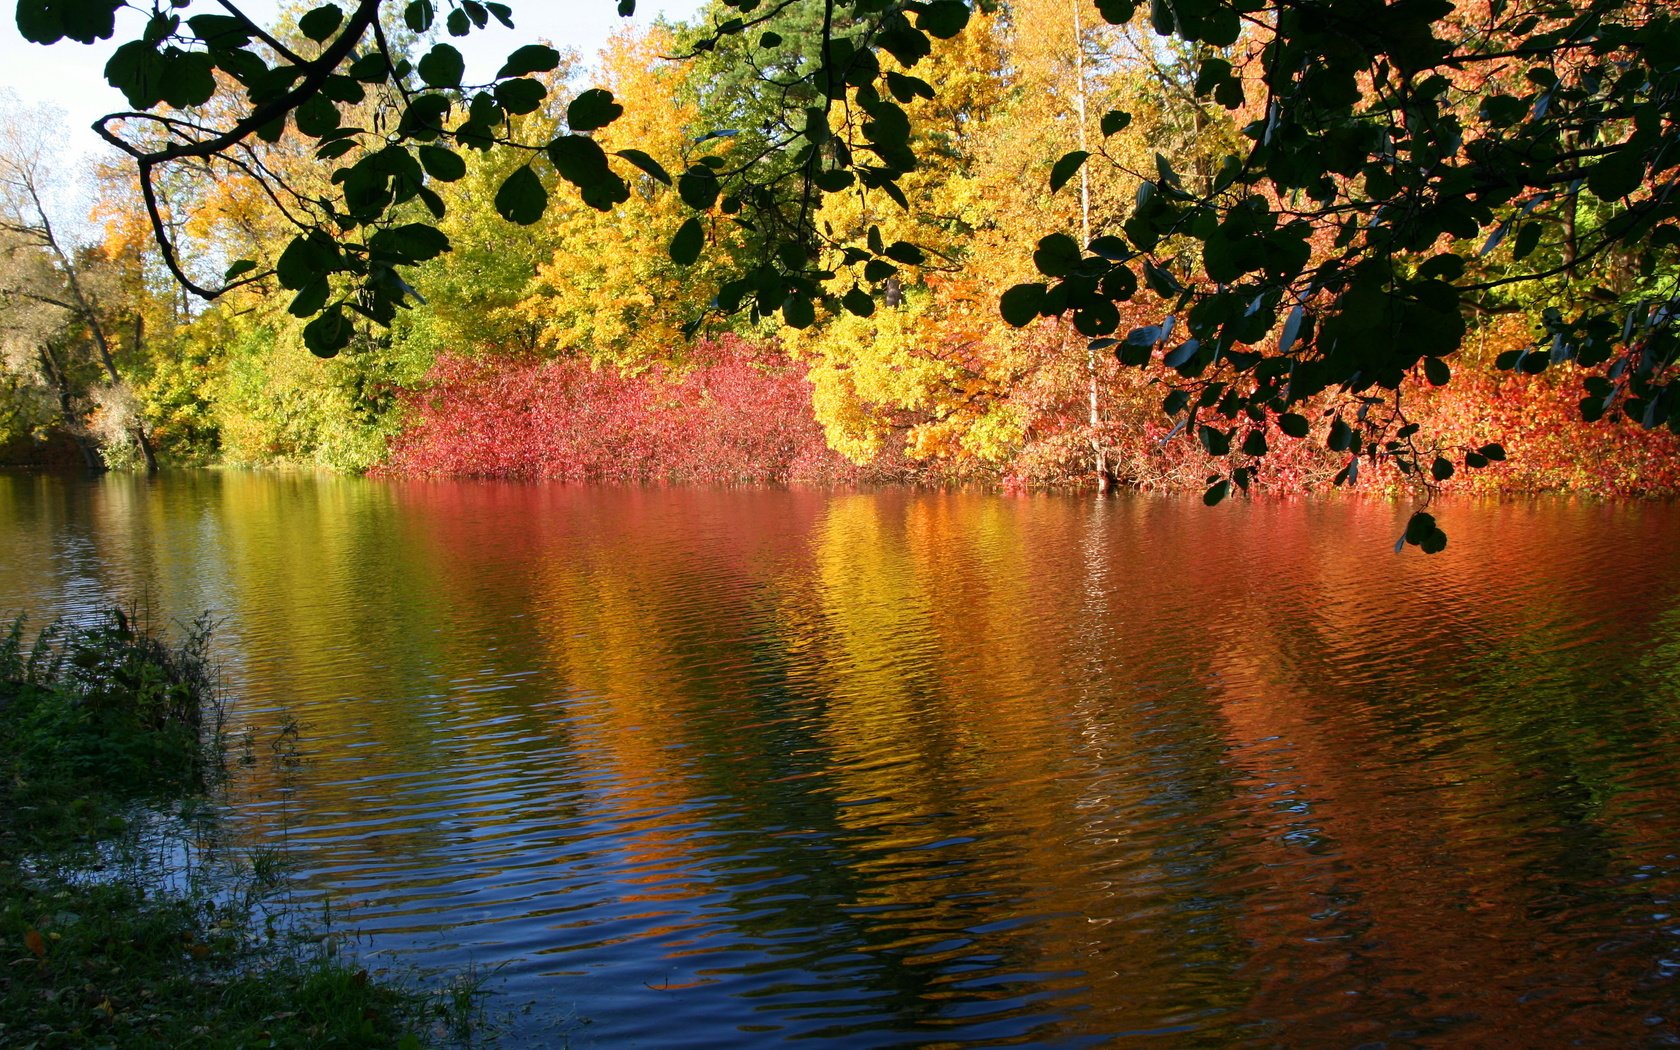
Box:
1, 610, 220, 854
0, 610, 464, 1049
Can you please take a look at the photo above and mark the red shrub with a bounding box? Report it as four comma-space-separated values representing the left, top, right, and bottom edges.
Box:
378, 336, 875, 484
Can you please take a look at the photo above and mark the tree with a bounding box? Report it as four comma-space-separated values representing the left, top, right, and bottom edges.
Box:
512, 27, 737, 366
14, 0, 976, 350
0, 102, 158, 470
0, 228, 103, 467
17, 0, 1680, 547
1001, 0, 1680, 549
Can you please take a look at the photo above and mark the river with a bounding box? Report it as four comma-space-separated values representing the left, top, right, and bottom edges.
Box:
2, 471, 1678, 1047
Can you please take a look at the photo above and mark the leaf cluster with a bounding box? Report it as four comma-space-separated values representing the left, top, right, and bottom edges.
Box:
999, 0, 1680, 549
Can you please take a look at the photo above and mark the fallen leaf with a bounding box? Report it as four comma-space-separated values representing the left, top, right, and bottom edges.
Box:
24, 930, 45, 959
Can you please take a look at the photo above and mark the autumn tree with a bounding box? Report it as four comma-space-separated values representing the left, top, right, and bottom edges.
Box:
1001, 0, 1680, 547
16, 0, 1680, 545
0, 228, 103, 467
512, 28, 735, 366
0, 102, 158, 470
786, 6, 1019, 465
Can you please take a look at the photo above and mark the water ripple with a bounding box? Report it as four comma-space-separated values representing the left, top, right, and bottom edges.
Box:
4, 476, 1680, 1046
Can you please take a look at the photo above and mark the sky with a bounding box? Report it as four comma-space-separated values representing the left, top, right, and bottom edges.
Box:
0, 0, 706, 168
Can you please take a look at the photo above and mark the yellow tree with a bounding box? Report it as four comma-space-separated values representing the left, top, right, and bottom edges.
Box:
952, 0, 1243, 486
788, 9, 1021, 467
513, 29, 732, 367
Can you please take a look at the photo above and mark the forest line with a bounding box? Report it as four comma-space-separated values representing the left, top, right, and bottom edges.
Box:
2, 0, 1676, 499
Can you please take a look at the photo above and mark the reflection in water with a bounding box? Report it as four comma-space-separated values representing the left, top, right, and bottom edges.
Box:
3, 472, 1679, 1047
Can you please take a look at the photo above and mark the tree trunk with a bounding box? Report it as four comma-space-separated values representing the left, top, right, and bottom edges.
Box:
25, 181, 158, 474
1072, 0, 1113, 493
37, 345, 102, 471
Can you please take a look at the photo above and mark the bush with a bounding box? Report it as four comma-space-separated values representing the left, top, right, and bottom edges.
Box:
1, 609, 222, 814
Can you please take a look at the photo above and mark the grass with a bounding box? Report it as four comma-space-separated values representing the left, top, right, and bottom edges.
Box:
0, 609, 478, 1049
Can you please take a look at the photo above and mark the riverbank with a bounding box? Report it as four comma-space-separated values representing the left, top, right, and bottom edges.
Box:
0, 611, 468, 1049
374, 337, 1680, 500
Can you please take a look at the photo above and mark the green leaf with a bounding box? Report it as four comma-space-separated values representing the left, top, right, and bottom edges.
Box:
495, 165, 547, 225
404, 0, 435, 32
917, 0, 969, 38
369, 222, 450, 263
1424, 356, 1451, 386
1095, 0, 1137, 24
188, 12, 250, 47
303, 305, 352, 358
615, 148, 671, 185
1073, 299, 1120, 337
321, 74, 365, 104
1142, 259, 1180, 297
498, 43, 559, 77
419, 145, 466, 181
1050, 150, 1089, 194
782, 294, 815, 330
348, 52, 390, 82
223, 259, 257, 281
877, 24, 932, 68
885, 71, 934, 103
1162, 338, 1197, 369
1431, 457, 1455, 481
294, 94, 340, 137
1085, 237, 1125, 263
568, 88, 623, 132
1198, 425, 1231, 456
1000, 283, 1047, 327
1116, 341, 1151, 367
297, 4, 343, 42
418, 43, 465, 87
1277, 303, 1305, 356
275, 233, 338, 290
494, 77, 547, 114
1404, 511, 1437, 545
548, 135, 629, 209
863, 259, 897, 283
416, 184, 445, 219
677, 166, 720, 210
1588, 145, 1645, 203
1100, 109, 1131, 136
18, 0, 121, 44
843, 287, 876, 317
669, 217, 703, 265
1203, 480, 1231, 506
289, 277, 330, 318
1478, 442, 1506, 461
1242, 429, 1268, 456
1277, 412, 1311, 438
1033, 233, 1081, 277
884, 241, 924, 265
1328, 416, 1355, 452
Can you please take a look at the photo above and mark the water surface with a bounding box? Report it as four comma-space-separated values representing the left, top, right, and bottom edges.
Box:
3, 472, 1678, 1046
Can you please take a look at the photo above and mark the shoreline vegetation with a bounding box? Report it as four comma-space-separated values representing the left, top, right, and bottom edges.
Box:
9, 331, 1680, 502
0, 610, 476, 1049
3, 7, 1678, 507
